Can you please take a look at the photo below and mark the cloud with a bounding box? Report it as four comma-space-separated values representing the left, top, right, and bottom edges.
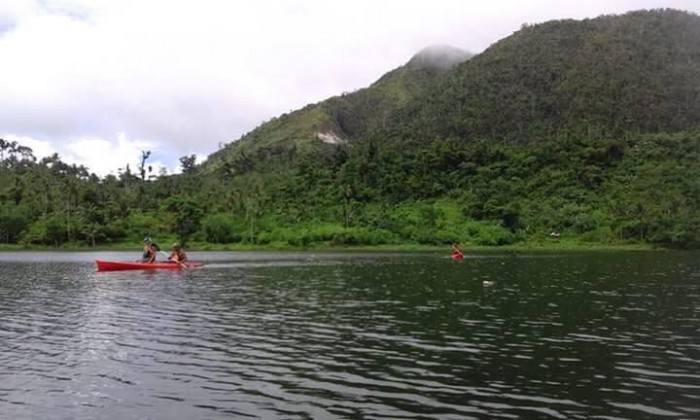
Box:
62, 133, 162, 177
3, 131, 176, 177
36, 0, 93, 21
0, 15, 17, 35
2, 133, 57, 158
1, 0, 699, 176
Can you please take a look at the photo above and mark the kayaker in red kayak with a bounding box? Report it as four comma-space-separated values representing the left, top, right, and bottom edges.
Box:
141, 237, 159, 263
168, 243, 188, 264
451, 243, 464, 260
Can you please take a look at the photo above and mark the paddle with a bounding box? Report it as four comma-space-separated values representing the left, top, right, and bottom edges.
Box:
159, 250, 188, 269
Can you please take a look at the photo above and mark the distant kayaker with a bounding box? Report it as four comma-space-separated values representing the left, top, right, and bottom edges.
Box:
451, 243, 463, 256
141, 237, 159, 263
169, 243, 188, 264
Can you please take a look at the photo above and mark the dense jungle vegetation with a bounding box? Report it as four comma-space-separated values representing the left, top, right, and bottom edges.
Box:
1, 9, 699, 250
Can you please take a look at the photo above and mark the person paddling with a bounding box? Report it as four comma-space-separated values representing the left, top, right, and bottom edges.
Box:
451, 243, 464, 259
141, 237, 159, 263
168, 243, 188, 265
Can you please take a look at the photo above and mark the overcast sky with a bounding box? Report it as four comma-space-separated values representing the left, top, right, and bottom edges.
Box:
1, 0, 698, 176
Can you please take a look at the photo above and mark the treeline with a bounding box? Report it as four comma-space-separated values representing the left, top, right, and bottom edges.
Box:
0, 138, 202, 247
1, 129, 699, 249
2, 9, 699, 249
202, 129, 700, 249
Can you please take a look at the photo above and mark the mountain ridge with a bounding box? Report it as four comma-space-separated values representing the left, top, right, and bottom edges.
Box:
2, 8, 699, 250
201, 45, 472, 174
204, 8, 700, 177
389, 8, 700, 144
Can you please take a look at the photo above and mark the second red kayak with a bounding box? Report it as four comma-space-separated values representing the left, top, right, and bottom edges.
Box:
95, 260, 203, 272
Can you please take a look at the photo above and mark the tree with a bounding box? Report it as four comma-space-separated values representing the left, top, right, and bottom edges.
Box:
179, 155, 197, 174
139, 150, 152, 181
162, 195, 204, 243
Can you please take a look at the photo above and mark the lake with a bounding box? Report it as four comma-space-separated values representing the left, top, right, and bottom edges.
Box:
0, 251, 698, 419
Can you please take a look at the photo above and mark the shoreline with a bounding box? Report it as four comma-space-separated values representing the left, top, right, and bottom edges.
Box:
0, 241, 659, 253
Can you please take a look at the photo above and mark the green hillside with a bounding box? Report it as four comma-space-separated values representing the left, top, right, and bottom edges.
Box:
322, 45, 472, 138
394, 8, 700, 143
1, 9, 699, 250
202, 45, 471, 175
197, 8, 700, 249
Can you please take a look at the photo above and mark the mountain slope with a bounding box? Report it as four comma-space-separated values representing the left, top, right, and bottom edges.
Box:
201, 46, 471, 174
391, 9, 700, 144
321, 45, 472, 139
189, 9, 700, 249
3, 9, 700, 250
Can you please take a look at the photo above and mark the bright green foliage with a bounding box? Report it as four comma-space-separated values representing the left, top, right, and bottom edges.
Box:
22, 216, 67, 246
124, 212, 171, 242
202, 213, 241, 243
0, 10, 699, 250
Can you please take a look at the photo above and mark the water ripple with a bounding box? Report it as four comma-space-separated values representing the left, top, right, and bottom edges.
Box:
0, 251, 699, 419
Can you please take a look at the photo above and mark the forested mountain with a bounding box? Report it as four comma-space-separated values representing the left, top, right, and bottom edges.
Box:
394, 8, 700, 144
202, 45, 471, 175
1, 9, 699, 250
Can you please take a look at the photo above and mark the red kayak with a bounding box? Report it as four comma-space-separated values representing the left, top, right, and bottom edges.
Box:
95, 260, 203, 272
451, 253, 464, 260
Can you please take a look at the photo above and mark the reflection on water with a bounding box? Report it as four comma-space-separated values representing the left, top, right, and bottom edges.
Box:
0, 251, 698, 419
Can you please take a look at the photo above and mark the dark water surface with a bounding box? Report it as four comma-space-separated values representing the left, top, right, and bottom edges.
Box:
0, 251, 698, 419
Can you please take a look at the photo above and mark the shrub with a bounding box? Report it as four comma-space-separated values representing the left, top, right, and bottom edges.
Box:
473, 223, 517, 246
0, 210, 28, 243
21, 216, 67, 246
202, 213, 241, 243
124, 212, 170, 241
580, 226, 613, 243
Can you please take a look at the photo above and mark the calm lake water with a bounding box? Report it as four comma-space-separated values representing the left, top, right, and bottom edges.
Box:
0, 251, 698, 419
